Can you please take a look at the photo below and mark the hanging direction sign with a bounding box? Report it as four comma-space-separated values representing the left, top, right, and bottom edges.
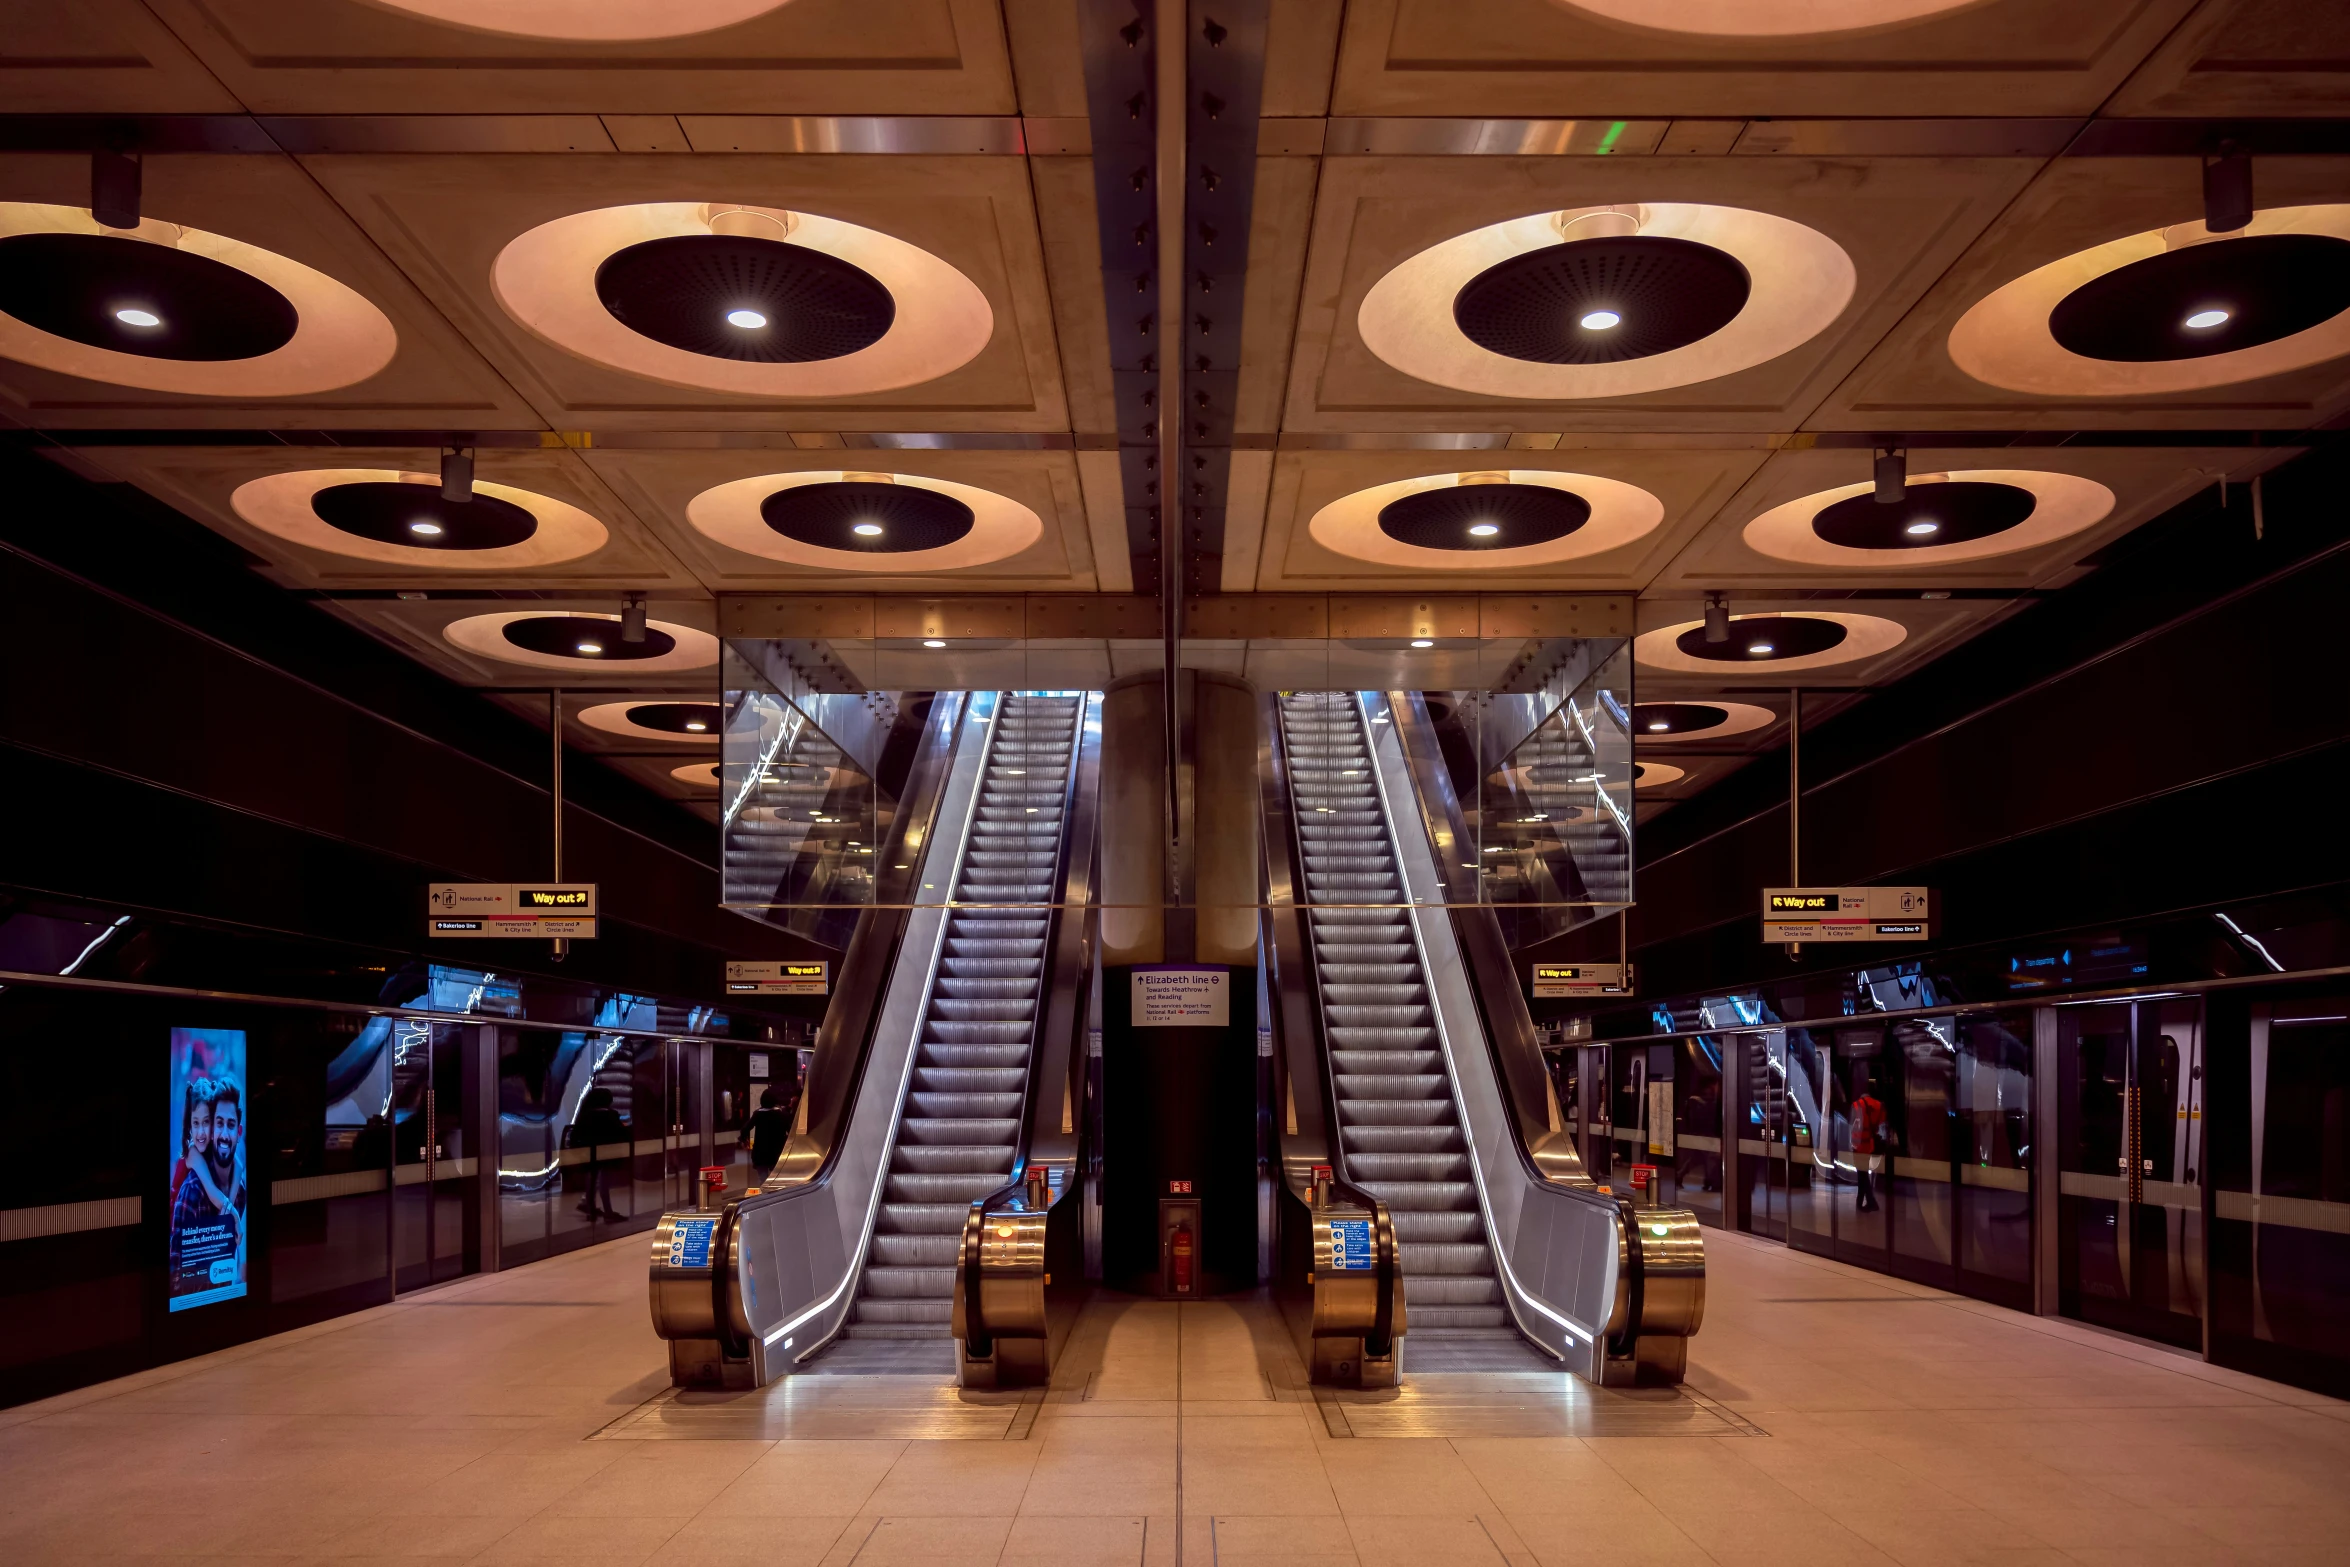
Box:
426, 883, 597, 939
1762, 886, 1930, 943
726, 961, 830, 996
1531, 963, 1634, 998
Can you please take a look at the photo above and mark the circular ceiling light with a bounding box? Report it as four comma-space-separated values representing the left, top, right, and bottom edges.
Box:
1950, 206, 2350, 397
495, 616, 676, 661
443, 610, 719, 671
1311, 468, 1664, 571
0, 205, 395, 396
231, 469, 608, 569
1678, 618, 1846, 661
760, 479, 974, 554
594, 233, 895, 363
2045, 233, 2350, 363
687, 470, 1038, 572
1639, 611, 1905, 674
1743, 469, 2115, 567
362, 1, 791, 41
0, 232, 298, 361
1375, 480, 1591, 552
922, 639, 948, 648
311, 480, 540, 552
579, 700, 726, 743
1409, 638, 1435, 648
1632, 761, 1686, 788
1359, 203, 1853, 401
1454, 236, 1752, 365
1552, 0, 1978, 35
494, 203, 990, 398
1631, 700, 1778, 742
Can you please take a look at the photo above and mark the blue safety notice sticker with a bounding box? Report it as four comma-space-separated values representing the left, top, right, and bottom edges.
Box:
669, 1216, 717, 1269
1329, 1217, 1373, 1272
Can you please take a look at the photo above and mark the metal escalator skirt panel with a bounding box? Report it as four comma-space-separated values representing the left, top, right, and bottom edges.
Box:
846, 694, 1088, 1344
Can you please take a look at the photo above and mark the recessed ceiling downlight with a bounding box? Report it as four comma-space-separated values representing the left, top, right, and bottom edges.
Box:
595, 234, 895, 363
922, 639, 947, 648
1467, 522, 1501, 537
2185, 308, 2230, 330
0, 231, 297, 361
1580, 309, 1622, 331
409, 520, 444, 537
851, 522, 884, 537
501, 615, 675, 662
1455, 236, 1750, 365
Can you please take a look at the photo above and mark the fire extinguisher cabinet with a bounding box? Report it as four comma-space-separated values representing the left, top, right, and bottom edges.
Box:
1159, 1198, 1202, 1297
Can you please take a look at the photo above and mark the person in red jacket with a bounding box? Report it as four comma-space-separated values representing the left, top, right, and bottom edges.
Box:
1848, 1074, 1887, 1214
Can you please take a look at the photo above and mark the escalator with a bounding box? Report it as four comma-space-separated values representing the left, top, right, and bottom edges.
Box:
1269, 690, 1705, 1386
848, 694, 1084, 1344
1278, 693, 1509, 1347
650, 691, 1098, 1389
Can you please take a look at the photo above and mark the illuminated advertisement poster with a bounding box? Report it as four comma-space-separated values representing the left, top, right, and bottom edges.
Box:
167, 1027, 249, 1312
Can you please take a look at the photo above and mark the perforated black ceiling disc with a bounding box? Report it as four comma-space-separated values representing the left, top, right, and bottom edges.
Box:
1812, 481, 2036, 550
311, 481, 538, 551
1674, 615, 1845, 663
2048, 234, 2350, 362
1452, 236, 1752, 365
593, 234, 894, 363
626, 702, 721, 734
760, 480, 975, 553
0, 231, 298, 361
502, 615, 675, 661
1376, 482, 1591, 550
1632, 703, 1729, 735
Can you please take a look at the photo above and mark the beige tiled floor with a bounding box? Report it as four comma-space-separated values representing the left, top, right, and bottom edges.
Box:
4, 1228, 2347, 1565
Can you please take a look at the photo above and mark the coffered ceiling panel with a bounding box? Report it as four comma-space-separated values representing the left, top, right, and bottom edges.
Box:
1279, 154, 2038, 434
580, 448, 1102, 592
137, 0, 1020, 115
83, 443, 702, 592
302, 153, 1072, 433
2106, 0, 2350, 118
1327, 0, 2198, 119
1816, 155, 2350, 430
1248, 446, 1769, 591
0, 1, 240, 114
1646, 443, 2299, 592
0, 152, 538, 428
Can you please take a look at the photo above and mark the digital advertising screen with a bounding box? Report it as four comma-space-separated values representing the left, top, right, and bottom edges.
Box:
166, 1027, 249, 1313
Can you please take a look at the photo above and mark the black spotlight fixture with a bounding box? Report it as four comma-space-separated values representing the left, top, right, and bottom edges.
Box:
1703, 592, 1731, 644
440, 445, 474, 504
1874, 446, 1906, 505
759, 480, 974, 553
594, 233, 895, 364
1674, 613, 1847, 663
91, 149, 141, 231
620, 593, 648, 645
2203, 138, 2252, 236
1453, 235, 1751, 365
1376, 480, 1591, 551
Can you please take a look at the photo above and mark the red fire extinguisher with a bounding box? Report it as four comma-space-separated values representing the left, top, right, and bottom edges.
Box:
1170, 1221, 1195, 1295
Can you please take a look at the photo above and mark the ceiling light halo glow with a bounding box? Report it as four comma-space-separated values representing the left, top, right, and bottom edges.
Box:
231, 468, 611, 569
0, 203, 397, 397
1579, 309, 1622, 331
362, 1, 792, 43
1553, 0, 1980, 37
2184, 308, 2231, 329
443, 610, 720, 672
1740, 468, 2116, 568
1358, 202, 1855, 400
686, 469, 1042, 572
114, 307, 161, 328
1310, 468, 1666, 570
492, 202, 991, 399
1948, 205, 2350, 397
1635, 611, 1907, 675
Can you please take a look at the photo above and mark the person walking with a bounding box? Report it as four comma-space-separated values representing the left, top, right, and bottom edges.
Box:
744, 1085, 793, 1188
1849, 1073, 1887, 1214
570, 1086, 630, 1222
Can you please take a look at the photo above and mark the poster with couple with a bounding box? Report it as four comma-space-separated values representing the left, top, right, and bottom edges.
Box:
167, 1027, 249, 1312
